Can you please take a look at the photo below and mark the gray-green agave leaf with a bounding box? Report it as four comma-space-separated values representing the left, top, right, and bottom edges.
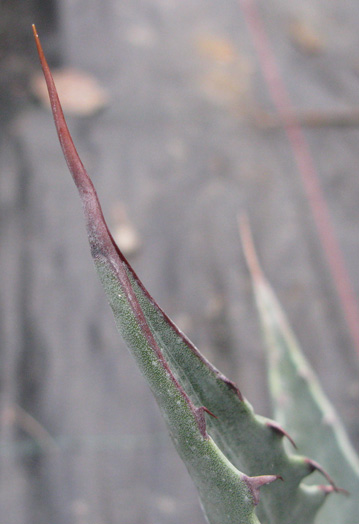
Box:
240, 215, 359, 524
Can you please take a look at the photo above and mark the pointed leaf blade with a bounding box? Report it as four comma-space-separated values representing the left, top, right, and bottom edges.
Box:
32, 25, 275, 524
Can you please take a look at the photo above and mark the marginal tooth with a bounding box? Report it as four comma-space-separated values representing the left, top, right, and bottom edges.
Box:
266, 419, 297, 449
305, 458, 345, 493
244, 474, 282, 505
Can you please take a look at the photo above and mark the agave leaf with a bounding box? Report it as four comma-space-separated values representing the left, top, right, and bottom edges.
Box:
33, 25, 337, 524
32, 25, 279, 524
240, 215, 359, 524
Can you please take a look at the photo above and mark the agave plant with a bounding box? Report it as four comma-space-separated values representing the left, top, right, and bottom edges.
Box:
33, 25, 359, 524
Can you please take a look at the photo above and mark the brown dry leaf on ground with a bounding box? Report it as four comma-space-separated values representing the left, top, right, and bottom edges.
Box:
195, 34, 253, 110
31, 67, 109, 116
110, 203, 142, 258
196, 35, 237, 64
288, 18, 325, 55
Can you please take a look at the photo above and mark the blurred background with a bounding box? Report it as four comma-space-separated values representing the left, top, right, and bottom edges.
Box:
1, 1, 359, 523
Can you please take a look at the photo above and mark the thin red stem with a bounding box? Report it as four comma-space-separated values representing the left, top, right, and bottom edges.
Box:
238, 0, 359, 359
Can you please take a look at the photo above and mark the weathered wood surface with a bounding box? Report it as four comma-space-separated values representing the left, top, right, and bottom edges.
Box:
1, 1, 359, 523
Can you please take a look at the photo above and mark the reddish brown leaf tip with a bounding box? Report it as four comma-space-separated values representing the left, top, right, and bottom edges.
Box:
32, 25, 46, 72
32, 24, 92, 198
266, 420, 297, 449
238, 213, 264, 283
244, 474, 281, 505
